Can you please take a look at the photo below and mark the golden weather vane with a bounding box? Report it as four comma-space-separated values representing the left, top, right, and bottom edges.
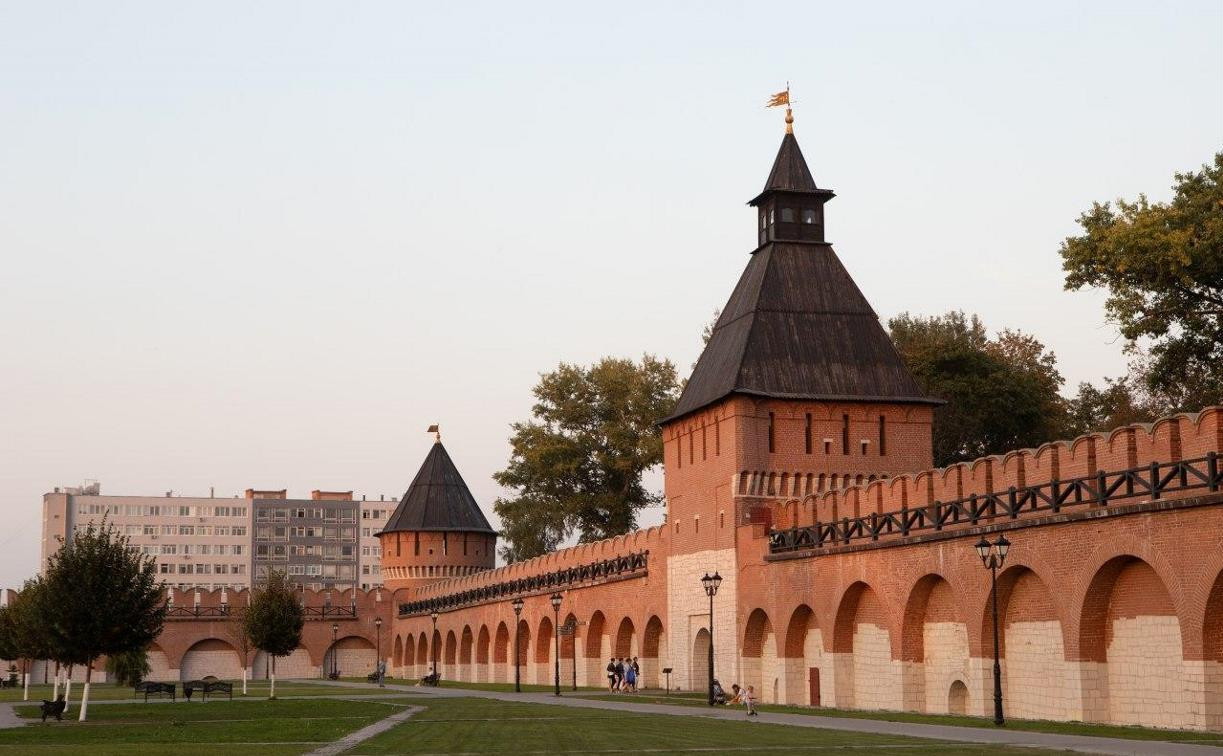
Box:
766, 82, 795, 134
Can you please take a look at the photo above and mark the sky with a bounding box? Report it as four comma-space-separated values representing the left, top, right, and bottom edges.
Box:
1, 1, 1220, 587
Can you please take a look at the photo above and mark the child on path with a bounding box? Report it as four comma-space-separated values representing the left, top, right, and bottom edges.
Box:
744, 685, 758, 717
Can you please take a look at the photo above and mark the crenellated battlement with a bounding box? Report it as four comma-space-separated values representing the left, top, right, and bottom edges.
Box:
765, 407, 1223, 552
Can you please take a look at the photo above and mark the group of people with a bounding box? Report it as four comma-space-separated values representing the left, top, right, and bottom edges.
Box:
605, 657, 640, 693
711, 679, 758, 717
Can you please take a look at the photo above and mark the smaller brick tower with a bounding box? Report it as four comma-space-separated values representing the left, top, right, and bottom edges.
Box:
378, 431, 497, 593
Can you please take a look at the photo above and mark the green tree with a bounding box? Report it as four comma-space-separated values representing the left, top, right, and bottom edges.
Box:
1063, 375, 1159, 437
105, 648, 150, 687
889, 311, 1068, 467
4, 578, 53, 702
494, 355, 681, 561
1060, 153, 1223, 410
244, 571, 303, 699
41, 522, 165, 721
226, 602, 254, 695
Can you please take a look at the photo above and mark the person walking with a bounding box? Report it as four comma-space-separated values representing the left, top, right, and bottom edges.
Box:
631, 657, 640, 691
624, 660, 636, 693
614, 658, 625, 692
606, 658, 617, 692
745, 685, 758, 717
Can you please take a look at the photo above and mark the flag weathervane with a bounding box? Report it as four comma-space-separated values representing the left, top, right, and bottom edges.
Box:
766, 82, 794, 134
427, 424, 440, 443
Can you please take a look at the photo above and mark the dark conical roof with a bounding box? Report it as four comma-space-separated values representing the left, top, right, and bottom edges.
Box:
380, 442, 496, 535
664, 129, 936, 424
748, 132, 833, 206
664, 243, 936, 423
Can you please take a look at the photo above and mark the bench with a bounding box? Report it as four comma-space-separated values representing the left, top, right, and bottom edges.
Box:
183, 680, 233, 702
40, 696, 66, 722
134, 681, 176, 702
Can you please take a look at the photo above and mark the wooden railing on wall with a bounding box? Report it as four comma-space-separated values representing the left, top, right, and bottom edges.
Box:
769, 453, 1221, 554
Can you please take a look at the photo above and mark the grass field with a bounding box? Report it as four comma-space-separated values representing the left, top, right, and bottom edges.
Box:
0, 679, 357, 703
0, 696, 411, 755
346, 696, 1063, 755
574, 691, 1223, 745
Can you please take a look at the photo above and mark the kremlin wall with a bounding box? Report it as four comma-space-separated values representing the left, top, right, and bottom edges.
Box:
12, 117, 1223, 732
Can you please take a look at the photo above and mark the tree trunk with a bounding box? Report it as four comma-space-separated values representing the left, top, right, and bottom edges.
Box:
52, 662, 60, 700
21, 659, 28, 702
242, 665, 248, 695
77, 661, 92, 722
63, 667, 72, 713
269, 655, 276, 699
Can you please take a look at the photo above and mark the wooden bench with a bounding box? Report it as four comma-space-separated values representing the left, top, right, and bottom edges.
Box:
134, 681, 176, 702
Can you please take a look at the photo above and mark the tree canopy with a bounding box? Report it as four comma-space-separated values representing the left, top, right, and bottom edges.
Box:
1060, 152, 1223, 411
40, 522, 165, 720
244, 569, 303, 698
493, 355, 681, 561
889, 311, 1068, 467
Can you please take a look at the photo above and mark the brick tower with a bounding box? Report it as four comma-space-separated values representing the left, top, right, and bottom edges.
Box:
659, 110, 940, 682
378, 434, 497, 593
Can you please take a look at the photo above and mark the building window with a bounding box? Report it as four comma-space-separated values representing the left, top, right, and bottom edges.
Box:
677, 438, 682, 469
879, 415, 887, 456
804, 413, 812, 454
842, 414, 849, 455
702, 425, 707, 461
802, 208, 817, 224
781, 207, 795, 222
715, 419, 720, 455
689, 433, 694, 464
768, 412, 775, 453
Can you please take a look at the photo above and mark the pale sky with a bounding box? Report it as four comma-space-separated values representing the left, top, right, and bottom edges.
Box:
1, 1, 1220, 587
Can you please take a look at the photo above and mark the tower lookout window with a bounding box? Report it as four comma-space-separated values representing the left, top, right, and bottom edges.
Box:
781, 208, 795, 222
802, 209, 818, 224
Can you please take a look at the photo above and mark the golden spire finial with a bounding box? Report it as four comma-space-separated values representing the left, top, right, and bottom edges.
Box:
766, 82, 794, 134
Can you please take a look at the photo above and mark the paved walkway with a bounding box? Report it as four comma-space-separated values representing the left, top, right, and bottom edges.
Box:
311, 679, 1223, 756
302, 704, 421, 756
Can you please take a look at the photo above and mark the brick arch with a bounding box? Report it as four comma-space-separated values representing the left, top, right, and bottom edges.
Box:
460, 625, 474, 667
614, 617, 636, 657
516, 618, 531, 667
973, 560, 1066, 659
536, 615, 554, 664
178, 637, 242, 681
1077, 555, 1177, 663
1070, 537, 1188, 662
782, 604, 818, 658
1204, 570, 1223, 730
415, 632, 428, 667
561, 613, 578, 660
493, 622, 509, 664
642, 615, 664, 658
585, 611, 607, 659
476, 625, 491, 664
444, 630, 458, 666
900, 574, 961, 663
403, 634, 415, 672
832, 581, 884, 654
743, 608, 774, 658
393, 634, 403, 668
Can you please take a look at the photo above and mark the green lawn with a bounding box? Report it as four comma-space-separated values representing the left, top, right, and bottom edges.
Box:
576, 691, 1223, 745
0, 697, 410, 755
344, 696, 1064, 755
345, 676, 604, 695
0, 679, 360, 703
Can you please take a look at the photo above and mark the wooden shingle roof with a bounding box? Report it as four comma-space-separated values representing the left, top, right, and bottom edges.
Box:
666, 242, 936, 423
380, 441, 496, 535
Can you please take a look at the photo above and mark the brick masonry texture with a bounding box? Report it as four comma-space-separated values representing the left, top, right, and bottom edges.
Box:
10, 405, 1223, 731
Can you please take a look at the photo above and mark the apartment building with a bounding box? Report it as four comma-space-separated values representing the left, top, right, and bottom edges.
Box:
248, 490, 361, 592
42, 483, 251, 590
42, 483, 399, 592
359, 499, 392, 590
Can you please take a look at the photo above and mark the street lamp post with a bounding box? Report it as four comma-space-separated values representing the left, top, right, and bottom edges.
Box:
975, 534, 1011, 727
550, 593, 563, 697
331, 623, 339, 679
374, 617, 383, 687
430, 610, 439, 679
700, 572, 722, 707
511, 598, 524, 693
